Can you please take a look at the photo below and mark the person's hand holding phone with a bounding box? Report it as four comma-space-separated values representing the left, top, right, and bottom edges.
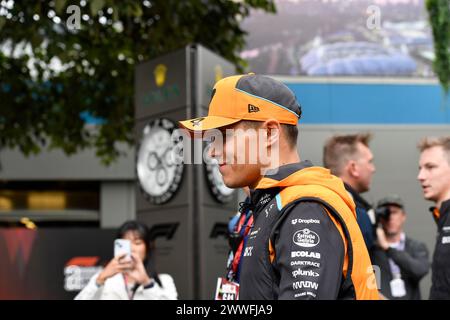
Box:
376, 227, 390, 251
96, 239, 133, 286
96, 253, 134, 286
125, 252, 153, 286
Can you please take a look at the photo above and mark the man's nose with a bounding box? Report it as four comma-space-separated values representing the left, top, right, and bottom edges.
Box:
417, 169, 425, 181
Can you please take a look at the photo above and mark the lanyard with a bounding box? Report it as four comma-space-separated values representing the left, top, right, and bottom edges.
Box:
123, 274, 137, 300
230, 210, 253, 281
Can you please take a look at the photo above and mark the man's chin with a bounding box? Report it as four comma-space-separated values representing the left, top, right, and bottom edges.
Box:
222, 177, 247, 189
423, 192, 435, 202
385, 231, 398, 237
223, 181, 241, 189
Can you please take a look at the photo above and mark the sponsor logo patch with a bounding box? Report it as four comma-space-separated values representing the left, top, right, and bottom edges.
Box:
293, 228, 320, 248
291, 251, 321, 259
292, 281, 318, 291
291, 218, 320, 225
259, 194, 272, 206
294, 291, 317, 298
290, 260, 321, 268
292, 268, 320, 278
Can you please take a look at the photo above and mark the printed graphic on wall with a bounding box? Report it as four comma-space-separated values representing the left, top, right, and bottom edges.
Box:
0, 228, 115, 299
241, 0, 434, 77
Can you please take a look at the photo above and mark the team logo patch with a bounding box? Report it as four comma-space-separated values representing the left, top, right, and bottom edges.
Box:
292, 228, 320, 248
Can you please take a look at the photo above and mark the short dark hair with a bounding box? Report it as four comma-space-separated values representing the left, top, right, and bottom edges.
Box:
241, 120, 298, 148
282, 124, 298, 147
323, 133, 372, 176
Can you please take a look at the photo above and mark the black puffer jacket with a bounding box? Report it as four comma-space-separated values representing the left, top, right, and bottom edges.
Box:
429, 199, 450, 300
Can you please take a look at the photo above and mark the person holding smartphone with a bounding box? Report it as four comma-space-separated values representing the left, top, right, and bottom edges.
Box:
75, 220, 178, 300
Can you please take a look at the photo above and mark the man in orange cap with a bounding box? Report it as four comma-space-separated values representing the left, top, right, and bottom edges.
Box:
179, 74, 378, 300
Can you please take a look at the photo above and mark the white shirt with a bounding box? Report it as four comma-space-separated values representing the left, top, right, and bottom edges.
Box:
74, 272, 178, 300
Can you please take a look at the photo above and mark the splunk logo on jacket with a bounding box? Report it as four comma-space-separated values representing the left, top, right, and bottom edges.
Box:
292, 228, 320, 248
64, 257, 102, 292
292, 268, 320, 278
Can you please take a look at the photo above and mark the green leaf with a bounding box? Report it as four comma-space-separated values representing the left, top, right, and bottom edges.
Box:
90, 0, 106, 16
55, 0, 67, 15
133, 3, 143, 18
0, 17, 6, 31
112, 6, 119, 21
426, 0, 450, 94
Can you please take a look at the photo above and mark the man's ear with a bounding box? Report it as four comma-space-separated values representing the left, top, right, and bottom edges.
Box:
262, 119, 281, 148
347, 160, 359, 178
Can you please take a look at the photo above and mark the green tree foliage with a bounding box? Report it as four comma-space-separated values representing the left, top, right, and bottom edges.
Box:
0, 0, 275, 164
426, 0, 450, 94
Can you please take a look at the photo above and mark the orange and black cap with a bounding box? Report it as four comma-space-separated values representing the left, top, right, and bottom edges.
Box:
179, 74, 302, 131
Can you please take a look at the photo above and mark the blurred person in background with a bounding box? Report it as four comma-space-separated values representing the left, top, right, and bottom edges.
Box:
417, 137, 450, 300
370, 194, 429, 300
323, 133, 376, 250
75, 220, 177, 300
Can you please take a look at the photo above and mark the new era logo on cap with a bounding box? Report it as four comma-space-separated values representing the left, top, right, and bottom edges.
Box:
248, 104, 260, 113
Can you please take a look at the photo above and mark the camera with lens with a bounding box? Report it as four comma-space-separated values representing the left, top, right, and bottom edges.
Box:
375, 205, 391, 226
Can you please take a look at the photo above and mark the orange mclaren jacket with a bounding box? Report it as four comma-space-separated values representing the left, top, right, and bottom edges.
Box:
239, 161, 379, 300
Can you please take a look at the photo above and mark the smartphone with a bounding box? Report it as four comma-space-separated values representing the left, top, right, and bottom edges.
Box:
114, 239, 131, 260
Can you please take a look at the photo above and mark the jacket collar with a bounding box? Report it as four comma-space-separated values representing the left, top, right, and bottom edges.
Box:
430, 199, 450, 226
249, 161, 314, 214
344, 183, 372, 210
262, 161, 314, 181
